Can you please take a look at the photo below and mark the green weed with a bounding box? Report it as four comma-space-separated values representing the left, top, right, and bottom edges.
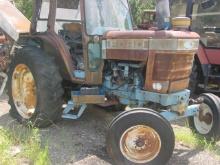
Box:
174, 125, 220, 157
0, 126, 51, 165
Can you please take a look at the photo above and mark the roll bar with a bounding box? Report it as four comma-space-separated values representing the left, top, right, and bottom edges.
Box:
31, 0, 57, 33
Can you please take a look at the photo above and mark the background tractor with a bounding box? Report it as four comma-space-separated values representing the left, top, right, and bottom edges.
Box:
0, 0, 220, 164
171, 0, 220, 95
137, 9, 156, 30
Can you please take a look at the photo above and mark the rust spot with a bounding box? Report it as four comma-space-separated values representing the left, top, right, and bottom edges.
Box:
120, 125, 161, 163
145, 51, 195, 93
198, 109, 213, 125
106, 49, 148, 61
12, 64, 37, 119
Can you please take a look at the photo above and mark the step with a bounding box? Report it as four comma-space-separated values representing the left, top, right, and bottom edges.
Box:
71, 91, 105, 104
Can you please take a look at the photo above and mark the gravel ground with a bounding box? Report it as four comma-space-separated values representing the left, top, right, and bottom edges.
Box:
0, 93, 220, 165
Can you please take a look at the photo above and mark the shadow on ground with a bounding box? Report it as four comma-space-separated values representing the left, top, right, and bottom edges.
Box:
0, 95, 220, 165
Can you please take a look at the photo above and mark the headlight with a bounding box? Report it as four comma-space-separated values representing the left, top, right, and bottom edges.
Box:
152, 83, 163, 91
151, 81, 169, 93
178, 39, 199, 51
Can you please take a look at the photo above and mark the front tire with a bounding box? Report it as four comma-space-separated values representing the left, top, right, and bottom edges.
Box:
107, 109, 175, 165
188, 93, 220, 141
8, 46, 64, 128
106, 104, 126, 111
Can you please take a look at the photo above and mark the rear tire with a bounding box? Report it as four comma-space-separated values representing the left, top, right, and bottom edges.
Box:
8, 46, 64, 128
189, 62, 200, 96
107, 108, 175, 165
188, 93, 220, 141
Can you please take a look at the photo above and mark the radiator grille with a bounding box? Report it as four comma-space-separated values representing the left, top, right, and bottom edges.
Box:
153, 53, 194, 81
145, 52, 195, 93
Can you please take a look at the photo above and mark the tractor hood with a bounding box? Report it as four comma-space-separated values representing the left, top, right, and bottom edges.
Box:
104, 30, 200, 39
0, 0, 30, 41
102, 30, 200, 61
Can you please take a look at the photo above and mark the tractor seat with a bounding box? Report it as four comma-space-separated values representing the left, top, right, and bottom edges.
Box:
63, 23, 81, 33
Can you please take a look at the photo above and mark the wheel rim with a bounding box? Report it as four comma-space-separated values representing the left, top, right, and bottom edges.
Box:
120, 125, 161, 163
194, 103, 213, 135
12, 64, 37, 119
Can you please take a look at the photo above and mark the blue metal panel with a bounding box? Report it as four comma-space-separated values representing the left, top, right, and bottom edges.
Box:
73, 70, 85, 79
135, 89, 190, 106
62, 101, 87, 120
160, 104, 199, 121
88, 43, 102, 71
103, 76, 190, 107
104, 86, 190, 107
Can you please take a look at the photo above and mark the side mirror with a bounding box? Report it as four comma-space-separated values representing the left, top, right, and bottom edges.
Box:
201, 0, 216, 9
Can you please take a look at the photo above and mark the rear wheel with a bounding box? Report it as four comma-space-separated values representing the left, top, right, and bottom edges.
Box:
8, 46, 64, 128
107, 108, 175, 165
188, 93, 220, 141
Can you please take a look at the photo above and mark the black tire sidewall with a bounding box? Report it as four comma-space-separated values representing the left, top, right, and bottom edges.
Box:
189, 93, 220, 140
8, 49, 38, 123
107, 109, 175, 165
8, 47, 63, 127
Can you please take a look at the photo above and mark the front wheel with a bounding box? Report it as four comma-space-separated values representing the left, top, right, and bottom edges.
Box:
188, 93, 220, 141
107, 109, 175, 165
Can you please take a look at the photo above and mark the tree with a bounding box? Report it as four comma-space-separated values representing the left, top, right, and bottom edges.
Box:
129, 0, 155, 25
14, 0, 33, 20
13, 0, 155, 25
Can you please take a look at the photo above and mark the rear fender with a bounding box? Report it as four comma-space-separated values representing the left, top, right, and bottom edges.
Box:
26, 32, 84, 83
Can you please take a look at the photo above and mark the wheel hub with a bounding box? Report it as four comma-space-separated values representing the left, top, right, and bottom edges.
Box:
194, 103, 213, 135
12, 64, 37, 119
198, 109, 213, 125
120, 125, 161, 163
